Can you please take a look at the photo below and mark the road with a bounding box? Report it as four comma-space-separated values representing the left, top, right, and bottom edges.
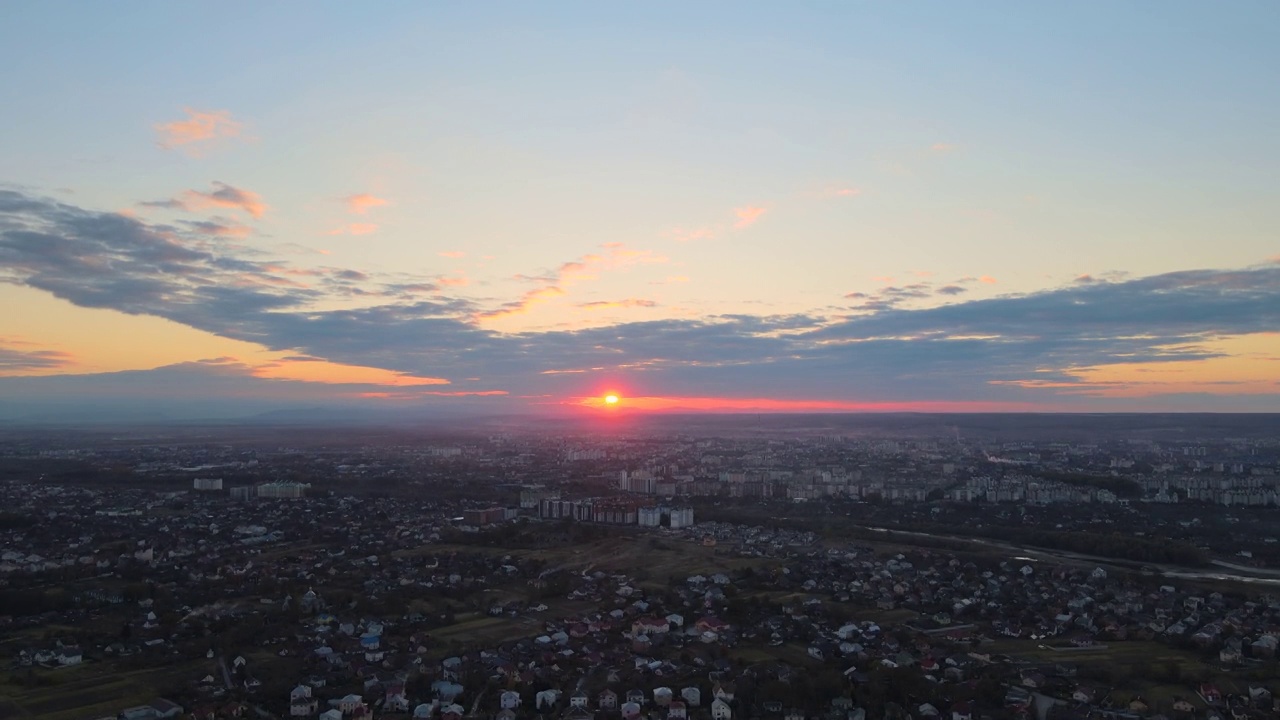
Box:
862, 526, 1280, 586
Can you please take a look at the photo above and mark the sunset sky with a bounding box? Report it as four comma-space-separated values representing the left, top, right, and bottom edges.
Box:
2, 2, 1278, 418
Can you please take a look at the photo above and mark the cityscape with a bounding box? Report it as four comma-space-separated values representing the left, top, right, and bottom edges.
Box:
2, 3, 1280, 720
3, 417, 1280, 719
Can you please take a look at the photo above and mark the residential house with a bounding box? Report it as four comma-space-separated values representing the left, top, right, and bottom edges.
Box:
681, 687, 701, 707
536, 690, 561, 710
336, 694, 366, 715
386, 684, 410, 714
1199, 685, 1223, 705
712, 699, 733, 720
291, 685, 318, 716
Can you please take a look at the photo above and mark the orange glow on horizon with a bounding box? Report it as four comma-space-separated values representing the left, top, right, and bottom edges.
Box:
604, 393, 620, 405
574, 395, 1034, 412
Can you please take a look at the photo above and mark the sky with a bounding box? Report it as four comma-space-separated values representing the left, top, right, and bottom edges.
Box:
1, 2, 1278, 419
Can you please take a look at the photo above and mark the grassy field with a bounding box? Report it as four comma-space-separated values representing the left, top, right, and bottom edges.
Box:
0, 656, 209, 720
986, 638, 1248, 712
395, 535, 781, 584
729, 642, 824, 668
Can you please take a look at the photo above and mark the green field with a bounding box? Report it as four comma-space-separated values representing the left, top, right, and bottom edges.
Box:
0, 657, 209, 720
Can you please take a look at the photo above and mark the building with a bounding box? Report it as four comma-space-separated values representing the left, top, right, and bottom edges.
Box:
638, 507, 662, 527
520, 486, 560, 509
463, 507, 506, 526
229, 486, 255, 501
256, 482, 309, 499
669, 508, 694, 529
193, 477, 223, 491
621, 473, 657, 495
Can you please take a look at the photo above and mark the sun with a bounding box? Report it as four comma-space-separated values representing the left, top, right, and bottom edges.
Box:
604, 394, 620, 406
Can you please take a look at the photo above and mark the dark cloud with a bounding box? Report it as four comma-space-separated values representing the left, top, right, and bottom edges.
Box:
3, 189, 1278, 407
0, 344, 74, 371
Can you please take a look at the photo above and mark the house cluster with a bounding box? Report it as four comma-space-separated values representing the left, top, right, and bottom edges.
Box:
1, 425, 1278, 720
714, 533, 1280, 666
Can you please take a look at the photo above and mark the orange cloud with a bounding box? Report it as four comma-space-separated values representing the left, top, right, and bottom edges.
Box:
733, 205, 768, 229
667, 226, 720, 242
979, 275, 998, 284
345, 193, 389, 215
825, 187, 861, 197
439, 251, 466, 259
437, 274, 469, 287
930, 142, 956, 153
155, 108, 245, 154
478, 286, 566, 321
480, 243, 668, 324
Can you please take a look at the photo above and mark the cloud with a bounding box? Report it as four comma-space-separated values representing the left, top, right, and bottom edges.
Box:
666, 226, 720, 243
154, 108, 245, 155
481, 243, 667, 323
345, 193, 389, 215
250, 356, 449, 386
183, 218, 252, 238
930, 142, 956, 153
0, 338, 75, 373
5, 189, 1280, 410
936, 285, 968, 296
579, 298, 659, 310
978, 275, 998, 284
843, 283, 937, 312
478, 286, 566, 321
733, 205, 768, 230
143, 182, 267, 219
668, 202, 771, 241
439, 251, 466, 259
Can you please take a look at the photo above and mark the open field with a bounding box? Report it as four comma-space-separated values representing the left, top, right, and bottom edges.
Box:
730, 642, 824, 668
991, 638, 1209, 668
0, 656, 209, 720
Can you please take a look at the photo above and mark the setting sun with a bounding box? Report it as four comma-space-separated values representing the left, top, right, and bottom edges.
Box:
604, 394, 620, 405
